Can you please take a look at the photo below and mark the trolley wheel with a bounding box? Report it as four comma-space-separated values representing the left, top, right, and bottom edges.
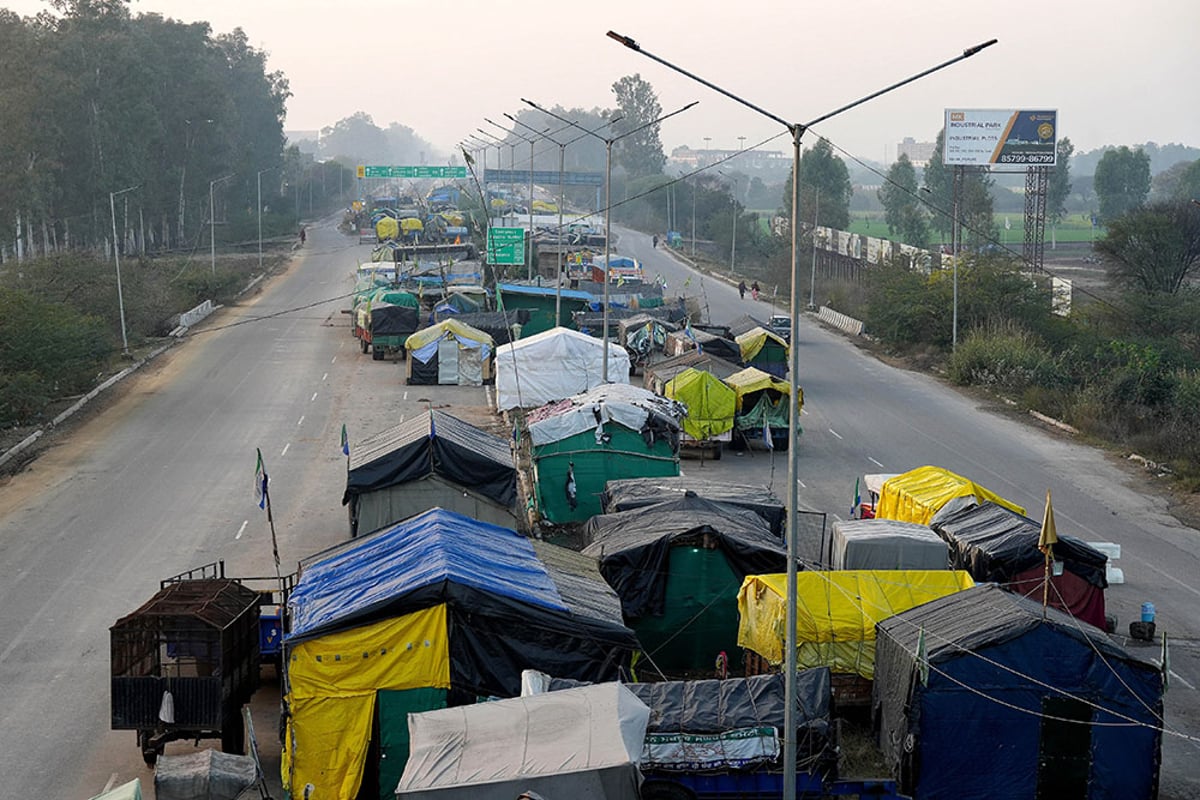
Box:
372, 346, 385, 361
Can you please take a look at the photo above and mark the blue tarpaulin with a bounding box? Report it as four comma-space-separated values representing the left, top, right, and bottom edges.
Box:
288, 508, 567, 640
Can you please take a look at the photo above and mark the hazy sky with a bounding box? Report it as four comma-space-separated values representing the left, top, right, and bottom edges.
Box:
10, 0, 1199, 165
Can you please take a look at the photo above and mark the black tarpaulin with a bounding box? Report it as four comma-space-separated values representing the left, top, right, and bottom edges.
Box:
443, 310, 530, 345
601, 476, 787, 535
341, 410, 515, 508
370, 303, 420, 336
581, 494, 787, 619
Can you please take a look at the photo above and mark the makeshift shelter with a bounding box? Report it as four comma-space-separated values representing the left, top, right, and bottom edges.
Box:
663, 327, 742, 362
396, 682, 649, 800
495, 326, 630, 410
726, 314, 771, 339
737, 570, 974, 679
282, 508, 638, 800
341, 410, 518, 537
436, 309, 528, 345
496, 284, 592, 334
404, 319, 494, 386
154, 749, 257, 800
527, 383, 683, 523
617, 314, 677, 371
735, 326, 789, 377
724, 367, 800, 450
829, 519, 949, 571
642, 350, 742, 394
88, 779, 142, 800
601, 476, 786, 536
875, 465, 1024, 525
664, 367, 736, 453
582, 494, 786, 672
931, 501, 1110, 629
874, 584, 1163, 800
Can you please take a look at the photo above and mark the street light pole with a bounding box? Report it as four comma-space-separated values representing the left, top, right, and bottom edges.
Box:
486, 119, 537, 280
607, 30, 997, 800
109, 184, 139, 355
809, 188, 819, 309
523, 98, 698, 382
730, 174, 738, 274
209, 173, 234, 276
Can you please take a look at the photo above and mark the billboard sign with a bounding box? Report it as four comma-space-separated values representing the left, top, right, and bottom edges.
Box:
944, 109, 1058, 167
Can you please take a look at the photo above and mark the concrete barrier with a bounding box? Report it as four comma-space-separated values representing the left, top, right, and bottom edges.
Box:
179, 300, 214, 328
817, 306, 865, 336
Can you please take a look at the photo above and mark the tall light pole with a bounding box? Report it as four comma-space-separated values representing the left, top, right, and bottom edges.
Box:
507, 114, 620, 324
487, 119, 537, 280
109, 184, 140, 355
477, 128, 517, 226
209, 173, 235, 276
524, 98, 698, 382
730, 174, 738, 275
608, 30, 997, 800
257, 167, 274, 273
809, 188, 819, 309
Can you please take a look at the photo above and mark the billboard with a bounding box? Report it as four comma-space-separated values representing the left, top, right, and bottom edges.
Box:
944, 109, 1057, 167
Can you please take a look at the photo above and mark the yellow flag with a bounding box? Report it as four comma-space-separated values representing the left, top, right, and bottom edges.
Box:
1038, 489, 1058, 554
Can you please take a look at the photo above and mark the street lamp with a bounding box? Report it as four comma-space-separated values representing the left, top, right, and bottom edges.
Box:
809, 188, 819, 309
730, 175, 739, 275
607, 30, 997, 800
476, 128, 516, 226
257, 167, 275, 273
109, 183, 140, 355
209, 173, 235, 276
486, 119, 537, 280
523, 97, 698, 382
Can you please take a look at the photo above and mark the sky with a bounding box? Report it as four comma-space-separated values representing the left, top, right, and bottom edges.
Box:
9, 0, 1199, 166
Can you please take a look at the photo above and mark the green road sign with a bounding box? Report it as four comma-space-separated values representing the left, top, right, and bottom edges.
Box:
358, 165, 467, 179
487, 227, 525, 265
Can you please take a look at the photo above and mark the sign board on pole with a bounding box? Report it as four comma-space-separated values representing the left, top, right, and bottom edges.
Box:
943, 109, 1058, 167
356, 165, 468, 179
487, 227, 525, 265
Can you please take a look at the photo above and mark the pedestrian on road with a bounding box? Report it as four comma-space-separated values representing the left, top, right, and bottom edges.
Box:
738, 280, 747, 299
751, 281, 760, 301
299, 226, 307, 245
652, 234, 659, 249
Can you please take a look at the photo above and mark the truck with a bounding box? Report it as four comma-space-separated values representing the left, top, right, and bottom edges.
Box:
354, 289, 421, 361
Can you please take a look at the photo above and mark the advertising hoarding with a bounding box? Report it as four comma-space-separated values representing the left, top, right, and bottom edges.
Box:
944, 109, 1058, 167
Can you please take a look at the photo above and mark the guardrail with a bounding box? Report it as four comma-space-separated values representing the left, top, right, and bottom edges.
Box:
817, 306, 865, 336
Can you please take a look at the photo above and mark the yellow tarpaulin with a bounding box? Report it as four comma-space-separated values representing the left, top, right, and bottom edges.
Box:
375, 216, 400, 241
737, 570, 974, 678
404, 318, 494, 352
400, 217, 424, 233
283, 605, 450, 800
735, 326, 788, 363
723, 367, 801, 413
876, 465, 1025, 525
665, 368, 736, 441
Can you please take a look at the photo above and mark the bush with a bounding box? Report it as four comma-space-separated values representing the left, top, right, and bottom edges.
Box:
0, 371, 51, 425
947, 323, 1060, 391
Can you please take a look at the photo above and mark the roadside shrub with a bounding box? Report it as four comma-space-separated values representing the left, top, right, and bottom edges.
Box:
0, 371, 50, 425
946, 323, 1058, 392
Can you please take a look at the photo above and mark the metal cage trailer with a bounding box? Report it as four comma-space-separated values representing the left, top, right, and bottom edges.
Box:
110, 577, 261, 765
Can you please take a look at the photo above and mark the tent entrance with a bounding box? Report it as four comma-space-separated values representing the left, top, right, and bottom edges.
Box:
1036, 695, 1092, 799
364, 687, 448, 800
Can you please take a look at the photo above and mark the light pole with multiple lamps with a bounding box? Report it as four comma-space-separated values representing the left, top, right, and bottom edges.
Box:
109, 184, 140, 355
209, 173, 235, 276
485, 118, 537, 280
607, 30, 997, 800
523, 98, 698, 382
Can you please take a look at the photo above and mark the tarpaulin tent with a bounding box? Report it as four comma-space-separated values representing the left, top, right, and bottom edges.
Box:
931, 501, 1109, 628
282, 508, 637, 800
726, 314, 771, 339
527, 384, 683, 523
341, 410, 518, 537
874, 584, 1162, 800
495, 326, 630, 410
664, 328, 742, 363
734, 327, 789, 378
601, 476, 787, 536
737, 570, 974, 679
436, 309, 528, 344
582, 494, 786, 672
396, 683, 649, 800
875, 465, 1024, 525
665, 367, 736, 446
404, 319, 494, 386
724, 367, 800, 450
642, 350, 742, 395
829, 519, 949, 571
88, 779, 142, 800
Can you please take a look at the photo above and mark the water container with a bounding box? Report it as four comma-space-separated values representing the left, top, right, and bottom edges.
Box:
1141, 602, 1156, 623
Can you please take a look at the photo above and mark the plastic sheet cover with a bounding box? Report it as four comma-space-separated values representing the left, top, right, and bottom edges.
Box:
875, 465, 1024, 525
154, 749, 256, 800
495, 326, 631, 410
405, 319, 493, 365
601, 476, 787, 536
527, 383, 685, 447
734, 326, 788, 363
830, 519, 949, 570
665, 368, 736, 441
288, 508, 565, 641
737, 570, 974, 678
723, 367, 799, 411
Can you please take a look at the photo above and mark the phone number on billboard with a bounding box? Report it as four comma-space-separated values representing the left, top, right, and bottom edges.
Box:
998, 153, 1055, 164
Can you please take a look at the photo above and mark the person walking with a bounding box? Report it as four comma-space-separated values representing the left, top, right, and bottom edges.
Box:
738, 280, 747, 300
751, 281, 760, 301
652, 234, 659, 249
299, 226, 307, 245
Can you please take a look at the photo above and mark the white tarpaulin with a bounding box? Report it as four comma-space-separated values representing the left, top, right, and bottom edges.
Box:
527, 383, 684, 447
495, 327, 630, 410
397, 682, 649, 800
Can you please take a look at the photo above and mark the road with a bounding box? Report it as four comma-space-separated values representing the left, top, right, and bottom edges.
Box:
0, 220, 1197, 797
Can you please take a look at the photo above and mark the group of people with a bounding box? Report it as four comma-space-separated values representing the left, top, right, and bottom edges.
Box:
738, 280, 760, 301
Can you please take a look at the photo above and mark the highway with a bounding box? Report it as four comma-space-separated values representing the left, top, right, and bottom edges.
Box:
0, 219, 1197, 797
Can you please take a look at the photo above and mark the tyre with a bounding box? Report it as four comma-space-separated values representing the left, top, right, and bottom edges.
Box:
640, 780, 696, 800
359, 338, 368, 354
372, 346, 384, 361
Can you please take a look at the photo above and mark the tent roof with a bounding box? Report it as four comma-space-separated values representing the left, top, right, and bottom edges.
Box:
735, 327, 788, 362
832, 518, 944, 545
531, 540, 626, 628
601, 475, 788, 534
930, 501, 1109, 588
665, 368, 737, 441
877, 583, 1150, 669
495, 327, 632, 410
496, 283, 592, 301
644, 351, 744, 386
876, 465, 1025, 524
629, 669, 829, 734
725, 366, 791, 397
726, 314, 771, 339
527, 383, 685, 446
288, 508, 567, 641
404, 319, 494, 353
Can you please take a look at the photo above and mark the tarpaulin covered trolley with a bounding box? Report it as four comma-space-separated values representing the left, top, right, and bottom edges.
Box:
110, 578, 260, 765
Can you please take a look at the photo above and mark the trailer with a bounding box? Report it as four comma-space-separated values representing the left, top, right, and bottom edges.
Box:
110, 576, 262, 765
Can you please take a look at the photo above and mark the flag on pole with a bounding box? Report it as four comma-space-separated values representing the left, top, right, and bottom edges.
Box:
852, 477, 861, 518
1038, 489, 1058, 555
340, 423, 350, 457
917, 627, 930, 686
254, 449, 268, 510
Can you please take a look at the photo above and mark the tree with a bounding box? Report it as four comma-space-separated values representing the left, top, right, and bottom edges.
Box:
922, 129, 954, 241
878, 153, 928, 247
320, 112, 390, 165
1094, 145, 1151, 221
1097, 200, 1200, 294
782, 138, 852, 230
922, 129, 995, 247
610, 74, 665, 177
1046, 137, 1075, 224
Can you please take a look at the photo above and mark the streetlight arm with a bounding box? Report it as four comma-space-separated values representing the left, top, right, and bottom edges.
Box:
525, 97, 693, 145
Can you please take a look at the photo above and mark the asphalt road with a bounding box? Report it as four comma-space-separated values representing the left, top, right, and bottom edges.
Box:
1, 220, 1198, 797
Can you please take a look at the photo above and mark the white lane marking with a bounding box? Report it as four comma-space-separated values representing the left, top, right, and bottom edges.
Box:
486, 386, 494, 407
322, 372, 328, 381
797, 480, 807, 489
297, 415, 305, 426
828, 429, 843, 440
801, 408, 808, 415
831, 513, 843, 521
398, 414, 405, 423
403, 391, 408, 400
1149, 659, 1196, 690
311, 392, 318, 402
869, 456, 885, 468
235, 520, 248, 540
102, 774, 119, 793
331, 356, 337, 364
281, 443, 290, 457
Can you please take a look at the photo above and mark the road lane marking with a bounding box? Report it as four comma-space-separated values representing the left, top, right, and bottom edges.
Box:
297, 415, 304, 426
311, 392, 318, 402
322, 372, 328, 381
331, 356, 337, 364
1149, 659, 1196, 690
869, 457, 885, 468
486, 387, 494, 407
403, 391, 408, 400
828, 429, 843, 440
103, 774, 119, 793
236, 520, 248, 540
797, 480, 806, 489
281, 443, 290, 457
